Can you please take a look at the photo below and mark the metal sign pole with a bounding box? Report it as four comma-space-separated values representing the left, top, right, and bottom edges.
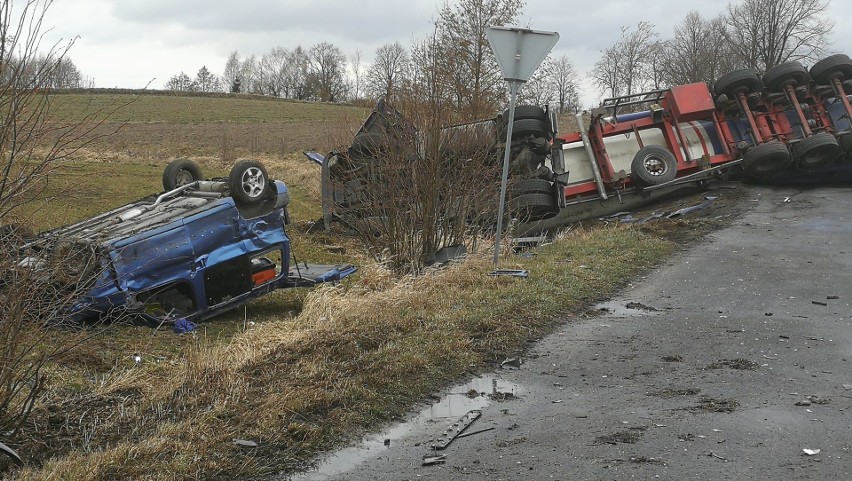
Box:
493, 80, 521, 267
486, 26, 558, 269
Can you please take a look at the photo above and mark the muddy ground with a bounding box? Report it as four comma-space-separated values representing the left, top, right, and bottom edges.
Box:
287, 183, 852, 480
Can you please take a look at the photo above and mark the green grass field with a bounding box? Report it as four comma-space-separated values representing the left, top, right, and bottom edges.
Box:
3, 90, 723, 480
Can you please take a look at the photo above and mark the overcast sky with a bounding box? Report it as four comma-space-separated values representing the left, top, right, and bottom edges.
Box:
41, 0, 851, 106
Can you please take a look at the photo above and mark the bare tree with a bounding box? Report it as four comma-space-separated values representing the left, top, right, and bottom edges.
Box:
194, 65, 217, 92
592, 22, 660, 98
723, 0, 833, 71
0, 0, 122, 443
366, 42, 410, 101
658, 12, 736, 87
308, 42, 348, 102
283, 46, 311, 100
518, 57, 555, 106
241, 54, 260, 94
434, 0, 525, 119
48, 57, 82, 88
164, 71, 194, 91
549, 55, 580, 113
222, 50, 241, 93
349, 49, 364, 101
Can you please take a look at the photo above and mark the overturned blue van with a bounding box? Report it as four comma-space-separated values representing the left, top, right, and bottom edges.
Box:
19, 159, 355, 323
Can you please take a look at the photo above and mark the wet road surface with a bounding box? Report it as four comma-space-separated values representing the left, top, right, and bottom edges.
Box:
288, 185, 852, 480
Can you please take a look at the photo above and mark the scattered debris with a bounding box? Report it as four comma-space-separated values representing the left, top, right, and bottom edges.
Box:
426, 244, 467, 267
827, 295, 840, 300
707, 452, 727, 461
666, 198, 715, 218
843, 384, 852, 391
422, 454, 447, 466
431, 410, 481, 450
625, 301, 659, 311
795, 399, 812, 407
705, 358, 759, 370
0, 441, 22, 466
661, 354, 684, 362
500, 358, 522, 370
803, 448, 821, 456
489, 269, 529, 278
689, 396, 739, 413
173, 318, 197, 334
804, 395, 830, 405
811, 300, 828, 306
594, 426, 647, 445
647, 388, 700, 398
455, 427, 495, 439
234, 440, 258, 449
552, 399, 563, 403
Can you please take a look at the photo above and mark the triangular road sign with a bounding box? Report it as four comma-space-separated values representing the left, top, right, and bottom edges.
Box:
486, 26, 559, 83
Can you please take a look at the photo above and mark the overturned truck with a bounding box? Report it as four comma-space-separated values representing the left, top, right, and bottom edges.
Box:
315, 53, 852, 236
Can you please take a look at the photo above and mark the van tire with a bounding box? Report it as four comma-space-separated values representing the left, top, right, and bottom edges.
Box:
229, 159, 270, 204
163, 159, 203, 191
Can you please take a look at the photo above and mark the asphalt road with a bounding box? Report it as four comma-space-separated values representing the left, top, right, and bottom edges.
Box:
291, 184, 852, 481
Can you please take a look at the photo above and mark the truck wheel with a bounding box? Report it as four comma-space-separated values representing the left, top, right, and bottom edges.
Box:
162, 159, 203, 191
742, 141, 791, 177
713, 69, 762, 97
511, 118, 550, 139
793, 132, 840, 169
510, 192, 558, 221
505, 105, 548, 122
763, 62, 810, 93
229, 159, 270, 204
810, 54, 852, 85
630, 146, 677, 186
510, 178, 553, 196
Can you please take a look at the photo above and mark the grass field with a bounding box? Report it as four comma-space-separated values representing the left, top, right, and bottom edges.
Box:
2, 90, 732, 480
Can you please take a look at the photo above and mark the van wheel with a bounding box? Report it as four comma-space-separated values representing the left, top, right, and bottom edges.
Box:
163, 159, 203, 191
229, 160, 270, 204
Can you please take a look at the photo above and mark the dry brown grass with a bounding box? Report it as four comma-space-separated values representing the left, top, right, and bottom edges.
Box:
10, 225, 672, 480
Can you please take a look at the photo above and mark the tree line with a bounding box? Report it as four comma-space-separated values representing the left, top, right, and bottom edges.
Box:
162, 0, 834, 115
592, 0, 833, 99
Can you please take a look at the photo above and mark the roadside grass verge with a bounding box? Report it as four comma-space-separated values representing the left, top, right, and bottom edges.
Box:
11, 225, 672, 480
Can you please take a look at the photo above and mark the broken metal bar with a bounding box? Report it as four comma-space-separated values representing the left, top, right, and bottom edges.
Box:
431, 410, 482, 450
455, 426, 496, 439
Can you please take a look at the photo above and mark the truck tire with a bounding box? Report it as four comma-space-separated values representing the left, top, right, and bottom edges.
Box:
229, 159, 270, 204
510, 178, 553, 196
742, 141, 790, 177
504, 105, 548, 122
810, 54, 852, 85
763, 61, 810, 93
793, 132, 840, 169
511, 118, 550, 139
630, 146, 677, 186
713, 69, 762, 97
510, 192, 558, 221
162, 159, 203, 191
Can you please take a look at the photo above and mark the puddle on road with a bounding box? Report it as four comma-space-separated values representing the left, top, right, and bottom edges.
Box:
288, 376, 523, 480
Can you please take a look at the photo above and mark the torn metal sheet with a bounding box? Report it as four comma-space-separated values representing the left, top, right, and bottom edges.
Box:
431, 410, 482, 450
489, 269, 529, 278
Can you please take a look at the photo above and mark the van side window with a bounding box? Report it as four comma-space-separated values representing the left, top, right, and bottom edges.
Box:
137, 281, 197, 317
